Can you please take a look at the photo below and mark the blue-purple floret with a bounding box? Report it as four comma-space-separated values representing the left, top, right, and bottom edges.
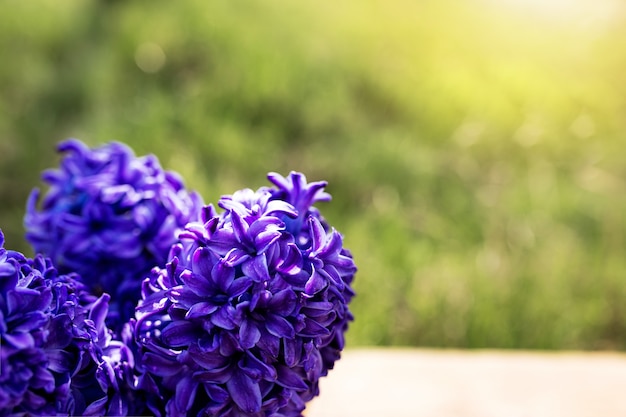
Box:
135, 171, 356, 417
77, 315, 162, 417
24, 139, 203, 328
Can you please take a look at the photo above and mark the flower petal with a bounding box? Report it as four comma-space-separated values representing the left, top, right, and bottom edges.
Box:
241, 254, 270, 282
283, 338, 302, 368
304, 268, 327, 295
316, 229, 343, 258
266, 314, 295, 339
265, 200, 298, 218
298, 317, 331, 337
222, 248, 250, 267
276, 242, 302, 275
212, 261, 235, 292
253, 229, 282, 255
175, 375, 198, 414
191, 247, 215, 279
45, 314, 74, 349
307, 216, 327, 253
179, 270, 213, 297
203, 382, 229, 403
226, 370, 262, 413
142, 352, 182, 377
211, 305, 237, 330
275, 364, 308, 391
229, 210, 252, 249
240, 351, 277, 381
227, 277, 253, 299
46, 349, 75, 373
189, 347, 229, 370
185, 301, 218, 319
83, 396, 108, 416
268, 289, 297, 316
161, 321, 200, 347
239, 319, 261, 349
2, 332, 34, 349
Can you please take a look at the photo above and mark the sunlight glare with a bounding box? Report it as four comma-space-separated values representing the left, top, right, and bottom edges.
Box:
486, 0, 623, 27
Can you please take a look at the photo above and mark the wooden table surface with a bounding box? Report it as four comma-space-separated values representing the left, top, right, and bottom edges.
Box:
306, 348, 626, 417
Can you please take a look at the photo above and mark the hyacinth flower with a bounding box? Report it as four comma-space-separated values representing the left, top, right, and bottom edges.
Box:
135, 171, 356, 417
75, 301, 162, 416
24, 139, 203, 328
0, 229, 142, 416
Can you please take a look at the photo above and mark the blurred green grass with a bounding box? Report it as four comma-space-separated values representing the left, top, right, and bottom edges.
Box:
2, 0, 626, 349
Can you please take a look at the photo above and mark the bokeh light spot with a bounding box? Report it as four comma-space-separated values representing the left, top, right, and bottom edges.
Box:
135, 42, 166, 73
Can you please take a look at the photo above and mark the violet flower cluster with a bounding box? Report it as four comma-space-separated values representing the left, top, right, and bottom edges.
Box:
24, 139, 203, 328
14, 138, 355, 416
0, 229, 149, 416
135, 172, 356, 416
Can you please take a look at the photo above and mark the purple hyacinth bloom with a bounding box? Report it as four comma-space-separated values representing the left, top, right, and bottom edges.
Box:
77, 305, 162, 417
24, 139, 203, 328
0, 229, 132, 416
135, 172, 356, 417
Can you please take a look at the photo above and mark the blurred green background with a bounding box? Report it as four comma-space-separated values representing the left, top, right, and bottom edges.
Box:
2, 0, 626, 350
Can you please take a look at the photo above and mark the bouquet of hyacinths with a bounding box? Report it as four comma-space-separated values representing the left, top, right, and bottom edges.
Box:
2, 139, 356, 416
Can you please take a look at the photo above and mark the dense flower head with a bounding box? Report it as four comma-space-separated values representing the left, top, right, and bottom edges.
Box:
0, 229, 137, 416
136, 171, 356, 417
24, 139, 203, 327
